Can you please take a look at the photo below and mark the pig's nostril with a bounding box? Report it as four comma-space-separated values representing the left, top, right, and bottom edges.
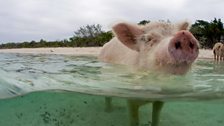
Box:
189, 42, 194, 49
175, 41, 181, 49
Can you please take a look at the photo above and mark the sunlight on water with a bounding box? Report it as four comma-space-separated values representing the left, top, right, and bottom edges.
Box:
0, 53, 224, 101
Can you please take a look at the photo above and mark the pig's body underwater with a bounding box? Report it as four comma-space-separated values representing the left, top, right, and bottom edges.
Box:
99, 21, 199, 74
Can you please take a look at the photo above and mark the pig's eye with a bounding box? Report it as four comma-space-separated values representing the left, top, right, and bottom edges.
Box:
147, 37, 159, 47
140, 35, 147, 41
144, 32, 161, 47
144, 36, 153, 43
147, 37, 152, 42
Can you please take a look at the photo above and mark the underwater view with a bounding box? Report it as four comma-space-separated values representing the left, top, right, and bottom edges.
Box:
0, 53, 224, 126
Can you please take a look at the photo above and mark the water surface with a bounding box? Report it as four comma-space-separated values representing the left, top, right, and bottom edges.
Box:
0, 53, 224, 126
0, 53, 224, 100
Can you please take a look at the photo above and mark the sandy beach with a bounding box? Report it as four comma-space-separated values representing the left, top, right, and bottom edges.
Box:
0, 47, 213, 59
0, 47, 101, 56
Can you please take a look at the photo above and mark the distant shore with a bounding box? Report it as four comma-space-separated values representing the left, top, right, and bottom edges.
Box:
0, 47, 213, 59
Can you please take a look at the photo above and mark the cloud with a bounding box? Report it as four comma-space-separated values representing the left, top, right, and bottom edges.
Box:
0, 0, 223, 43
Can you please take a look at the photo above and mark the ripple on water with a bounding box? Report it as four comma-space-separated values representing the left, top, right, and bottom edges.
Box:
0, 53, 224, 100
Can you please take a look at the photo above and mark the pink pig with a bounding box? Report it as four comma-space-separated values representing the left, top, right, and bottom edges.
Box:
99, 21, 199, 74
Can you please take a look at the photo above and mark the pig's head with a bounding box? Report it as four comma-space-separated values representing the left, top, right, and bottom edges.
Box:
113, 21, 199, 74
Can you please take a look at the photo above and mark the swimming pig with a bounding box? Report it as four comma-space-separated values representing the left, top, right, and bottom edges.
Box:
99, 21, 199, 74
99, 21, 200, 126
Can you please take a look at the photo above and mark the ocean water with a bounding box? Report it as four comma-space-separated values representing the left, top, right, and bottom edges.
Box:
0, 53, 224, 126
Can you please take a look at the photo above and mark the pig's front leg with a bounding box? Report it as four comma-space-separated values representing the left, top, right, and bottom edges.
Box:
127, 100, 164, 126
152, 101, 164, 126
127, 100, 148, 126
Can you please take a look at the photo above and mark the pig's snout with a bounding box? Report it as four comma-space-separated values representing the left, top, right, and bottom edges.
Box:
168, 30, 199, 63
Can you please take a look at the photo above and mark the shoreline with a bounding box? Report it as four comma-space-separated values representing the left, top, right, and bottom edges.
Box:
0, 47, 213, 59
0, 47, 101, 56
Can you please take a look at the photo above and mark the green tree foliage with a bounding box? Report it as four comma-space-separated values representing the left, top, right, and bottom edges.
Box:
190, 18, 224, 48
74, 24, 103, 38
0, 39, 70, 49
138, 20, 150, 25
69, 24, 113, 47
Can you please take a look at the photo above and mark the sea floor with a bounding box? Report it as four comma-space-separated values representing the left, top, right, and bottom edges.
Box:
0, 91, 223, 126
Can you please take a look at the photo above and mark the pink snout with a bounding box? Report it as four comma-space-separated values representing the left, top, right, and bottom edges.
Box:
168, 30, 199, 64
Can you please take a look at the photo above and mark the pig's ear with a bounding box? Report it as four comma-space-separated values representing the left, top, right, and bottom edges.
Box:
177, 21, 190, 30
113, 23, 144, 51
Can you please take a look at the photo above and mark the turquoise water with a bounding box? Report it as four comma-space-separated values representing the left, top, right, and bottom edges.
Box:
0, 53, 224, 126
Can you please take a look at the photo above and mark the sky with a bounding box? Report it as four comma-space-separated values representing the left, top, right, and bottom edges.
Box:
0, 0, 223, 43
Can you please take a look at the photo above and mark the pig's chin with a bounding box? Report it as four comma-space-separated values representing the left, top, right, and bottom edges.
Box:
163, 64, 191, 75
154, 60, 192, 75
152, 54, 194, 75
166, 53, 197, 75
167, 61, 192, 75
